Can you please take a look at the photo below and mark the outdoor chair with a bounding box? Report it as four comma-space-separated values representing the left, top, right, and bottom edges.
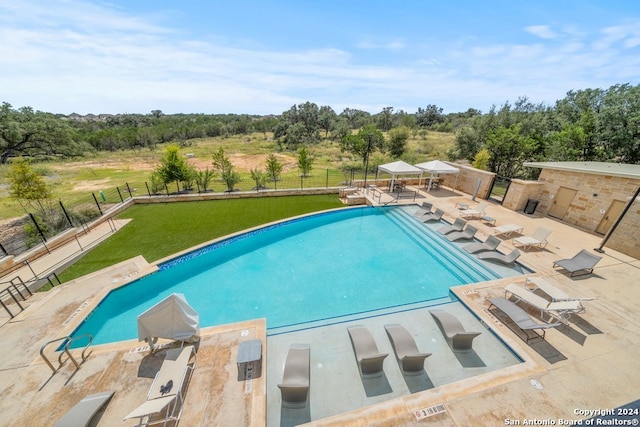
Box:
553, 249, 603, 277
459, 202, 487, 220
123, 345, 197, 427
429, 310, 481, 352
488, 297, 561, 342
525, 276, 593, 313
504, 283, 582, 323
54, 391, 114, 427
493, 224, 524, 237
445, 224, 478, 242
437, 218, 467, 235
278, 344, 310, 407
412, 202, 434, 218
384, 324, 431, 374
421, 208, 444, 223
347, 325, 388, 377
477, 248, 521, 265
463, 235, 501, 254
513, 227, 552, 250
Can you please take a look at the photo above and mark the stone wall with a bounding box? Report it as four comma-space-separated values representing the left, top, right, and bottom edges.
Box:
441, 163, 495, 199
534, 169, 640, 258
502, 179, 545, 212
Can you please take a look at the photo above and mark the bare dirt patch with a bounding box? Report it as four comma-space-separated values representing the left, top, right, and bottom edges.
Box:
73, 178, 112, 192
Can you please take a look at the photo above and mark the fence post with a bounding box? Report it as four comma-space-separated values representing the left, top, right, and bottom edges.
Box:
28, 213, 48, 244
326, 168, 329, 188
59, 201, 74, 227
126, 183, 133, 198
92, 193, 104, 215
165, 184, 169, 196
116, 187, 124, 203
0, 242, 7, 256
300, 176, 303, 190
145, 182, 152, 196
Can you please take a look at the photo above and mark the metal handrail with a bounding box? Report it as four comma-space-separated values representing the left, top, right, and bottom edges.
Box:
39, 334, 93, 374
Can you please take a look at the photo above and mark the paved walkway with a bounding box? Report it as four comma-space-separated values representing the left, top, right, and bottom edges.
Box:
0, 189, 639, 426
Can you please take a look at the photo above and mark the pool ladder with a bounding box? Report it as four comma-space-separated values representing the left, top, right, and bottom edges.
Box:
39, 334, 93, 375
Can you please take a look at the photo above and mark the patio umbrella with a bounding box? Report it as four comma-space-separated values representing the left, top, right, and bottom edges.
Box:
376, 161, 423, 190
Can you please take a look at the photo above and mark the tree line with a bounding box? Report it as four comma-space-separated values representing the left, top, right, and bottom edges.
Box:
1, 82, 639, 178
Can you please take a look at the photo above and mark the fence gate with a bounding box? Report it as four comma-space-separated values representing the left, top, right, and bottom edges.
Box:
488, 175, 512, 204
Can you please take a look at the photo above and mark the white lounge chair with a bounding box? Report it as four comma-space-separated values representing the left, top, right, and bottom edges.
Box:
384, 324, 431, 374
347, 325, 388, 377
488, 297, 561, 342
429, 310, 481, 352
513, 227, 552, 250
463, 235, 501, 254
437, 218, 466, 235
477, 248, 521, 265
278, 344, 310, 407
460, 202, 487, 220
493, 223, 524, 237
504, 283, 582, 322
525, 277, 593, 313
124, 345, 197, 427
553, 249, 603, 276
55, 391, 114, 427
446, 225, 478, 242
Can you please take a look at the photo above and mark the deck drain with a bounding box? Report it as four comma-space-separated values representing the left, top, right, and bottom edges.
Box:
414, 403, 446, 420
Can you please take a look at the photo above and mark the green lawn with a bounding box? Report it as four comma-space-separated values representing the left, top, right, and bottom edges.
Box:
57, 195, 344, 283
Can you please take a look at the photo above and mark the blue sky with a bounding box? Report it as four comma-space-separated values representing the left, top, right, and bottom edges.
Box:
1, 0, 639, 115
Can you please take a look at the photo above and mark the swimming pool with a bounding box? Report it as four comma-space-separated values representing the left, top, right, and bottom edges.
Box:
70, 206, 522, 346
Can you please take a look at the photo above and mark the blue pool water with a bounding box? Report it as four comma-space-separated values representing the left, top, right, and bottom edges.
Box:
70, 206, 515, 346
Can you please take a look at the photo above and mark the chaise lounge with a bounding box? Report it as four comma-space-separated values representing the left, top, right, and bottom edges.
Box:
347, 325, 389, 377
412, 202, 434, 218
463, 235, 501, 254
55, 391, 115, 427
478, 248, 521, 265
429, 310, 481, 352
421, 208, 444, 223
525, 276, 593, 312
123, 345, 197, 427
553, 249, 603, 277
504, 283, 582, 322
384, 324, 431, 374
437, 218, 467, 235
278, 343, 310, 407
488, 297, 561, 342
446, 224, 478, 242
513, 227, 552, 250
459, 202, 487, 220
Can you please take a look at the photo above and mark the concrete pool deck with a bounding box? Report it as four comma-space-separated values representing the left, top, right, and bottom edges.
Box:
1, 188, 639, 426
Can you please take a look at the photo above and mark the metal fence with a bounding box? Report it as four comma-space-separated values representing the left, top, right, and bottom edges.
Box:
0, 168, 356, 260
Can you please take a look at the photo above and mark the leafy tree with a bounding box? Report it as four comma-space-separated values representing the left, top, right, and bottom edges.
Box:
297, 146, 313, 176
415, 104, 444, 128
376, 106, 395, 131
472, 148, 491, 170
194, 167, 215, 192
318, 106, 337, 137
265, 153, 283, 182
250, 168, 267, 190
340, 125, 385, 166
485, 124, 537, 177
339, 108, 371, 129
6, 158, 53, 216
274, 102, 322, 149
387, 126, 410, 158
154, 144, 195, 191
0, 102, 84, 163
212, 147, 240, 192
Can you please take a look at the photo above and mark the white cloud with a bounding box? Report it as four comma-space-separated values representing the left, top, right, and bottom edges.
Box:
524, 25, 557, 39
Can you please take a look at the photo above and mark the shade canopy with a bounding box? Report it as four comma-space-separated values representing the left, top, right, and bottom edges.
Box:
414, 160, 459, 174
378, 160, 424, 175
414, 160, 460, 191
137, 293, 199, 345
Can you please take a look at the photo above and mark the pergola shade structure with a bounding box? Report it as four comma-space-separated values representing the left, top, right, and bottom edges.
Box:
415, 160, 460, 191
376, 161, 424, 190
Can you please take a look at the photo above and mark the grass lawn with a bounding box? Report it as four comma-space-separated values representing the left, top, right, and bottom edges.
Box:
56, 195, 344, 283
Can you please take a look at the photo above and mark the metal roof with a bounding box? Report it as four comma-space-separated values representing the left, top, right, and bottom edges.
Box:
523, 161, 640, 179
